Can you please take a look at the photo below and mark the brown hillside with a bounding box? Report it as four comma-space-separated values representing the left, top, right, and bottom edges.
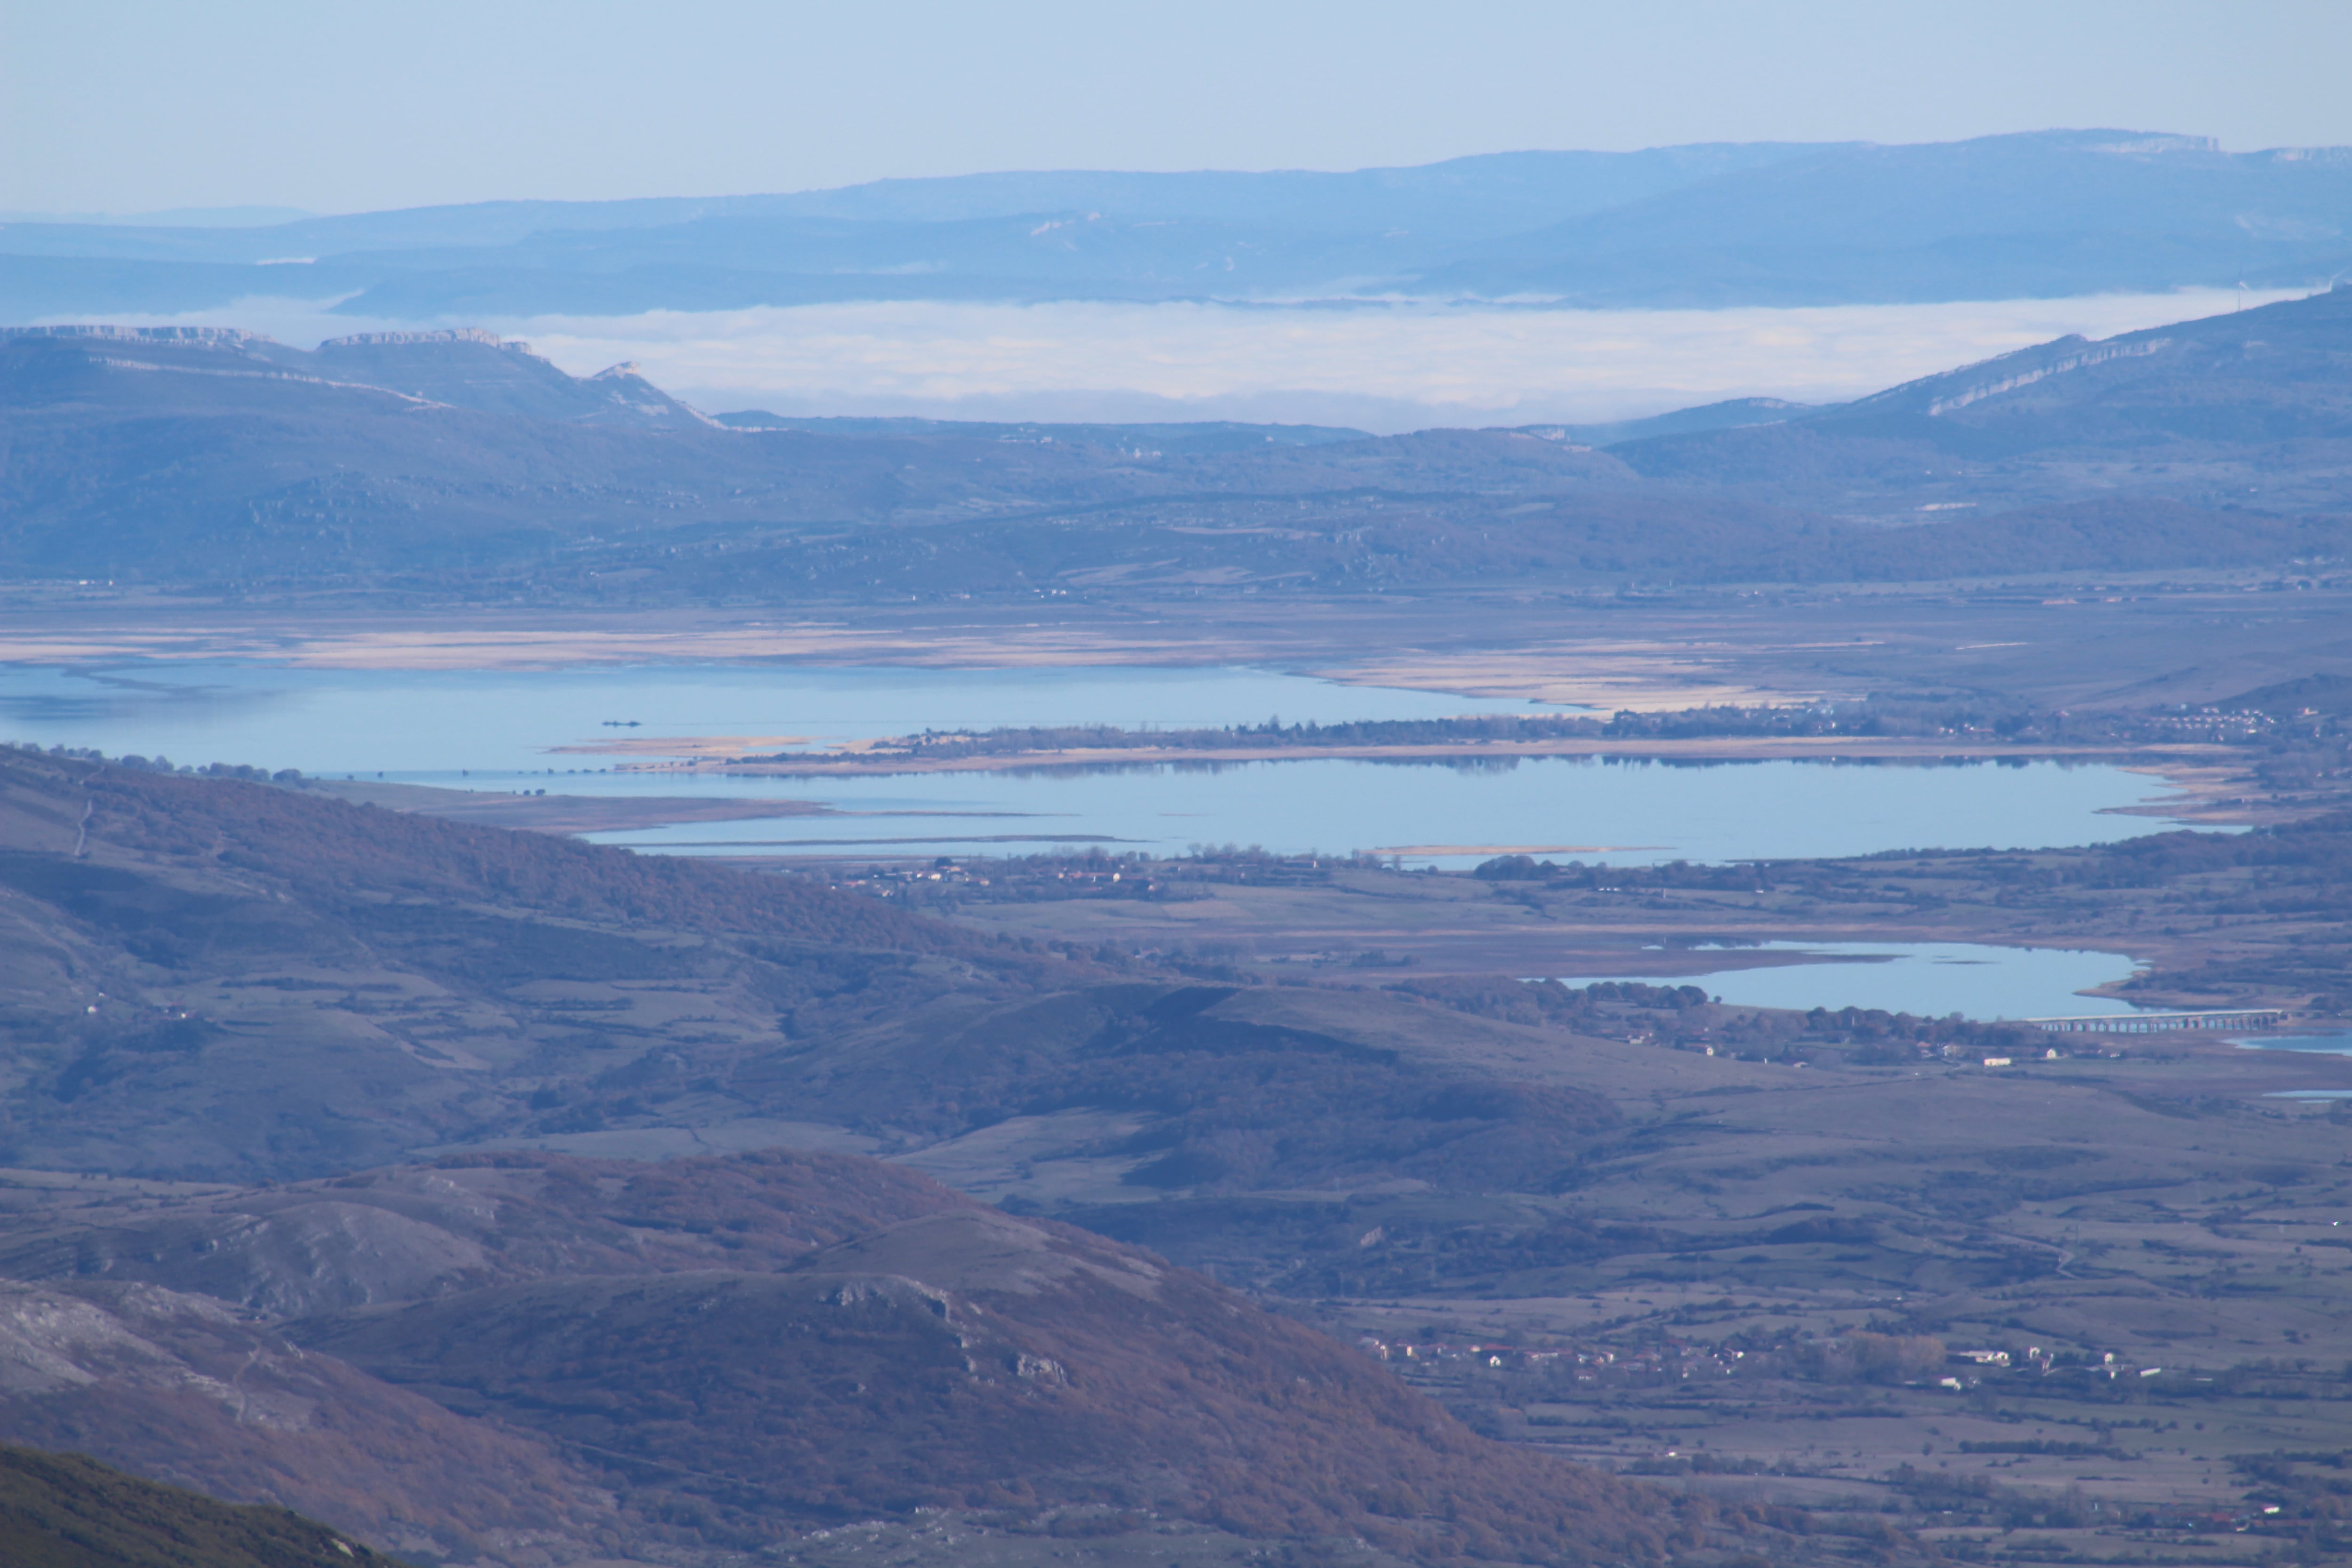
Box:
0, 1281, 614, 1562
0, 1152, 1669, 1565
286, 1161, 1669, 1565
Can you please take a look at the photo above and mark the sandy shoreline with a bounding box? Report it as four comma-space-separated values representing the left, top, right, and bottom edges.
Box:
0, 595, 1865, 711
3, 586, 2344, 724
301, 780, 833, 833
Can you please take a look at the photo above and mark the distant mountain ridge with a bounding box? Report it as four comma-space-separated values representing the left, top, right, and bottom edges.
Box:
4, 286, 2352, 594
0, 323, 707, 427
4, 130, 2349, 318
1608, 281, 2352, 515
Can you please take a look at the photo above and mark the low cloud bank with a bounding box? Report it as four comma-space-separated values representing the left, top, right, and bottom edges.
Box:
498, 289, 2310, 430
56, 288, 2298, 432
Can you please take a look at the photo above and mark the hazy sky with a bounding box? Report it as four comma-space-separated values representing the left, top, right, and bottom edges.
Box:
7, 0, 2351, 215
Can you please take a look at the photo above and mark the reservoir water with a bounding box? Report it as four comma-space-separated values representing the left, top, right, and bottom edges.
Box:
574, 755, 2187, 868
2243, 1033, 2352, 1059
0, 659, 2202, 868
1557, 941, 2145, 1021
0, 661, 1545, 770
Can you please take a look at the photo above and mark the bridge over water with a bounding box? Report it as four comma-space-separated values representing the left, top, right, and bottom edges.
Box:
2015, 1009, 2286, 1034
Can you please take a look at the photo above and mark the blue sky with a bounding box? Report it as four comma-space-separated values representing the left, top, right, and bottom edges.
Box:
6, 0, 2351, 215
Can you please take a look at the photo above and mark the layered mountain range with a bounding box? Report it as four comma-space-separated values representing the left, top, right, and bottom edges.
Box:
5, 131, 2350, 318
3, 285, 2350, 595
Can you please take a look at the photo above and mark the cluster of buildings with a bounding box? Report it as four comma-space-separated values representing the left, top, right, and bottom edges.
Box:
1358, 1337, 1744, 1382
1361, 1334, 2158, 1389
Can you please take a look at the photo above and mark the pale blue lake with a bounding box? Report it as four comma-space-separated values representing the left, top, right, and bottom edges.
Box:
575, 755, 2189, 868
1557, 941, 2145, 1021
0, 659, 2204, 869
0, 661, 1542, 771
2244, 1033, 2352, 1059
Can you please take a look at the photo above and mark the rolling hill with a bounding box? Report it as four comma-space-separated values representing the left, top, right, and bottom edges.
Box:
0, 744, 1024, 1181
1612, 279, 2352, 517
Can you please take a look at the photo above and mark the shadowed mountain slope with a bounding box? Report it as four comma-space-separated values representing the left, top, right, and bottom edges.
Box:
0, 1280, 619, 1561
0, 1444, 411, 1568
